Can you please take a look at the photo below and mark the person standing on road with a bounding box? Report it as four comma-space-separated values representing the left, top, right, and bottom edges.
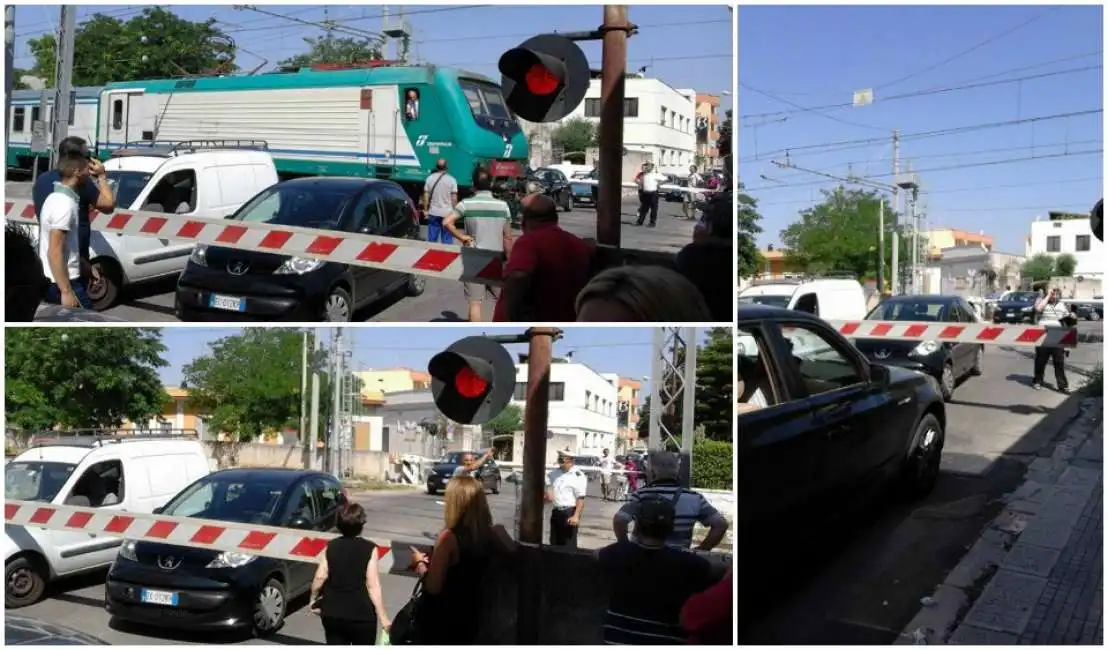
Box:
682, 164, 703, 219
634, 163, 666, 227
546, 451, 587, 548
1032, 287, 1076, 393
39, 156, 94, 309
599, 448, 622, 501
309, 502, 391, 645
453, 448, 494, 478
443, 169, 513, 322
421, 159, 458, 244
613, 451, 729, 551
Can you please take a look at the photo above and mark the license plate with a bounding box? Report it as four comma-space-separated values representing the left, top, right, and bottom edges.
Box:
140, 589, 179, 606
441, 477, 449, 484
209, 294, 244, 312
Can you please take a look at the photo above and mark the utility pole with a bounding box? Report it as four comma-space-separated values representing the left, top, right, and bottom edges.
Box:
4, 6, 14, 149
309, 332, 323, 471
596, 5, 630, 249
891, 130, 900, 295
877, 196, 886, 294
50, 6, 77, 168
300, 331, 310, 465
329, 328, 343, 477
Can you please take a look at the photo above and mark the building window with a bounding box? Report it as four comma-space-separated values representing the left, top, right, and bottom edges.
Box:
1076, 235, 1091, 252
513, 381, 565, 401
584, 98, 600, 118
623, 98, 638, 118
1046, 236, 1061, 253
659, 106, 666, 125
585, 390, 592, 410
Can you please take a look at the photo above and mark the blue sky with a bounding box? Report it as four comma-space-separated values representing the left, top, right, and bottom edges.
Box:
156, 327, 662, 387
739, 5, 1103, 253
12, 4, 733, 112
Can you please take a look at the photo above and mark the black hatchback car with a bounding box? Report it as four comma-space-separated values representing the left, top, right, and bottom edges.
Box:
993, 290, 1040, 323
176, 177, 425, 322
525, 167, 575, 212
105, 468, 346, 637
425, 451, 502, 495
852, 295, 984, 401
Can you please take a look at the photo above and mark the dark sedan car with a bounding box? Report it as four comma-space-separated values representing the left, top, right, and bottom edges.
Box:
425, 451, 502, 495
525, 167, 575, 212
569, 170, 598, 207
993, 290, 1040, 323
175, 177, 425, 322
852, 295, 984, 401
105, 468, 346, 637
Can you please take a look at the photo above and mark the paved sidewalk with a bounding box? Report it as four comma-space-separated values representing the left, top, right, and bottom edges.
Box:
897, 397, 1103, 645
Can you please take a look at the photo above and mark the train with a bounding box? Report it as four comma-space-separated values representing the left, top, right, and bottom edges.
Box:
6, 86, 100, 172
5, 62, 531, 202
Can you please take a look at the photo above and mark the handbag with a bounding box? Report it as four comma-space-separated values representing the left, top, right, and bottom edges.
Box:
388, 575, 427, 645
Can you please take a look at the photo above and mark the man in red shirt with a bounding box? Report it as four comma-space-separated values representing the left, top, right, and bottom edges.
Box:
494, 193, 593, 322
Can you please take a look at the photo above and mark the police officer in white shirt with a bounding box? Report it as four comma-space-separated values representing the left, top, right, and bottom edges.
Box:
1032, 287, 1076, 393
545, 451, 587, 548
635, 163, 667, 228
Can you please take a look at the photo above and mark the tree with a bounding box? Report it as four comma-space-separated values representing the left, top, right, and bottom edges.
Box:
1021, 253, 1056, 285
694, 328, 732, 442
718, 109, 732, 180
6, 329, 169, 430
485, 403, 522, 439
184, 329, 321, 442
28, 9, 236, 86
279, 34, 383, 68
551, 117, 597, 156
1054, 253, 1078, 278
12, 68, 32, 90
780, 185, 906, 279
737, 182, 763, 279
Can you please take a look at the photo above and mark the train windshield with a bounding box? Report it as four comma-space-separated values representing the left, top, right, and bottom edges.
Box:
458, 80, 512, 120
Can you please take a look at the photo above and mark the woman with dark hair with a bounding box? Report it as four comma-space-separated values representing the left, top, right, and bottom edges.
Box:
309, 502, 391, 645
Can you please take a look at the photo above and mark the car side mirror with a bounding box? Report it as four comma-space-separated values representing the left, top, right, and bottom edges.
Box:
288, 516, 312, 529
869, 363, 889, 384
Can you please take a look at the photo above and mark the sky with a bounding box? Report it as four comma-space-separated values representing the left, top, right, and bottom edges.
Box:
11, 4, 733, 112
739, 5, 1104, 254
155, 326, 664, 387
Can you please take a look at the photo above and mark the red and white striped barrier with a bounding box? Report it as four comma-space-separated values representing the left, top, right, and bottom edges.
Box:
828, 320, 1079, 348
4, 500, 423, 573
4, 199, 503, 286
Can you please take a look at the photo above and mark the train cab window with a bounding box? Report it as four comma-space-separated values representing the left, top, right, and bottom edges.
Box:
404, 88, 420, 121
112, 99, 124, 130
12, 107, 25, 132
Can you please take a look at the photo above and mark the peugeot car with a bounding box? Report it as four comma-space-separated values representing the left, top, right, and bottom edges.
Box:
425, 451, 502, 495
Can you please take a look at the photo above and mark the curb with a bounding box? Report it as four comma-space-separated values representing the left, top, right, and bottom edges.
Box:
896, 396, 1103, 645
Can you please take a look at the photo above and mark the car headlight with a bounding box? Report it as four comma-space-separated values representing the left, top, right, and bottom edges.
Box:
913, 340, 940, 356
118, 539, 138, 561
275, 257, 326, 275
525, 180, 543, 194
190, 244, 208, 267
206, 551, 256, 569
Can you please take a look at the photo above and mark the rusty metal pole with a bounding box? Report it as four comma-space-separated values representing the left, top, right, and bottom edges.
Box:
596, 5, 629, 249
517, 327, 560, 644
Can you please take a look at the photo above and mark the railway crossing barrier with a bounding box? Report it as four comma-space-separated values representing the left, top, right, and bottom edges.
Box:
828, 320, 1080, 348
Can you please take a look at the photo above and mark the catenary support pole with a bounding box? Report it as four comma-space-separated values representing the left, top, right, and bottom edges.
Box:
596, 5, 629, 248
4, 6, 14, 150
309, 331, 323, 471
50, 6, 76, 168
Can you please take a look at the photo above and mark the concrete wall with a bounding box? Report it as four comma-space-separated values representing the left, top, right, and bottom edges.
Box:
205, 442, 390, 480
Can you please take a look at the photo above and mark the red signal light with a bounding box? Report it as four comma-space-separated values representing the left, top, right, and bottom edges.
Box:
454, 366, 489, 398
524, 63, 560, 96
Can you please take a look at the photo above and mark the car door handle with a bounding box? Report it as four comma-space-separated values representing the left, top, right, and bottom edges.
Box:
813, 404, 851, 421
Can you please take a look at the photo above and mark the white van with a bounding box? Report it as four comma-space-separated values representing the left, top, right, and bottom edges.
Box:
737, 278, 869, 321
4, 433, 213, 608
87, 143, 279, 309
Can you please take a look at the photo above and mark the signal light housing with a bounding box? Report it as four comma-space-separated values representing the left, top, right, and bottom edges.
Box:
428, 336, 517, 425
498, 34, 590, 123
1092, 199, 1103, 242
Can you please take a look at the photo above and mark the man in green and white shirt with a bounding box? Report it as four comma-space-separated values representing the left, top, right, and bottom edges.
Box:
444, 169, 513, 322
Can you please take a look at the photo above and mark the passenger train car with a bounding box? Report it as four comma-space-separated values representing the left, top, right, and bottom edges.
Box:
5, 86, 100, 172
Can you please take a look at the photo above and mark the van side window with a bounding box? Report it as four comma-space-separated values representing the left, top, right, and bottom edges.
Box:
779, 324, 862, 395
143, 170, 197, 214
794, 293, 819, 316
67, 460, 125, 508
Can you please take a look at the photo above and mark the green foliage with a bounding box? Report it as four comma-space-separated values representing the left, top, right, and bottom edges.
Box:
1021, 253, 1057, 284
1054, 253, 1078, 278
6, 329, 169, 430
695, 328, 732, 441
28, 8, 235, 86
279, 34, 383, 68
636, 395, 652, 440
551, 117, 598, 156
690, 439, 732, 490
780, 185, 906, 278
737, 182, 763, 280
485, 403, 523, 439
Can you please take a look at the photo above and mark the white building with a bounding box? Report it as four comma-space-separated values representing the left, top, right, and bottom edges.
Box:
511, 358, 619, 454
563, 76, 697, 174
1026, 212, 1104, 281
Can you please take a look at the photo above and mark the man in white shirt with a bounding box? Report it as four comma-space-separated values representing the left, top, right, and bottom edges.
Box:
683, 164, 703, 219
545, 451, 587, 548
1032, 288, 1075, 393
599, 448, 623, 501
39, 155, 92, 309
634, 163, 667, 228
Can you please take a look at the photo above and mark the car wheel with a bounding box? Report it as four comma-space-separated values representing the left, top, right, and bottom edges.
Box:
253, 577, 287, 637
970, 347, 984, 376
426, 486, 437, 495
5, 556, 46, 609
88, 257, 123, 311
899, 413, 944, 499
405, 274, 426, 297
322, 287, 353, 322
492, 477, 501, 495
563, 192, 574, 212
939, 363, 955, 401
1090, 311, 1101, 322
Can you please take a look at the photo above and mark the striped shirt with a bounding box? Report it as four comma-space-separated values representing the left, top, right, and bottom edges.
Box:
455, 190, 511, 253
1036, 299, 1071, 329
615, 482, 726, 549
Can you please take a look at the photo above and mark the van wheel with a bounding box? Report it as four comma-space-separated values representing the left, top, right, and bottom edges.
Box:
6, 556, 47, 609
405, 274, 426, 297
899, 413, 944, 500
88, 258, 123, 311
322, 287, 353, 322
252, 577, 287, 637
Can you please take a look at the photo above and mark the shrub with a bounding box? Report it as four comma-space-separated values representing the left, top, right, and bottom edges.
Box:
691, 439, 732, 490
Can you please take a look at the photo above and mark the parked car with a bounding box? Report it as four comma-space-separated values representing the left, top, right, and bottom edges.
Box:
4, 433, 211, 608
852, 294, 984, 401
524, 167, 575, 212
425, 451, 502, 495
1072, 299, 1103, 321
737, 304, 946, 563
662, 174, 687, 202
175, 177, 425, 322
104, 468, 347, 637
992, 290, 1040, 323
569, 170, 598, 207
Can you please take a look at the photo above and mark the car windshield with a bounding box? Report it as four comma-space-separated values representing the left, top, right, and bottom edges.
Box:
1006, 292, 1039, 303
441, 452, 474, 464
738, 294, 791, 308
458, 80, 513, 120
5, 461, 77, 502
160, 475, 289, 525
106, 170, 152, 209
233, 184, 352, 229
868, 299, 950, 322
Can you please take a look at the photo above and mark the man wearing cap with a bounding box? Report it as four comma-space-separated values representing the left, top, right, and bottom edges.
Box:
545, 451, 587, 548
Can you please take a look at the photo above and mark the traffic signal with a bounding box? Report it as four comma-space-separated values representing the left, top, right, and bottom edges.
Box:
428, 336, 517, 425
498, 34, 590, 123
1092, 199, 1103, 242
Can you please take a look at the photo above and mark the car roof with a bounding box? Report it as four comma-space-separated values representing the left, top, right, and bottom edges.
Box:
278, 176, 388, 193
205, 467, 333, 485
881, 294, 959, 304
737, 304, 824, 323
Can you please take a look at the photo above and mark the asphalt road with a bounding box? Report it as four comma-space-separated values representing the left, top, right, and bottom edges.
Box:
5, 181, 696, 323
740, 327, 1104, 644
